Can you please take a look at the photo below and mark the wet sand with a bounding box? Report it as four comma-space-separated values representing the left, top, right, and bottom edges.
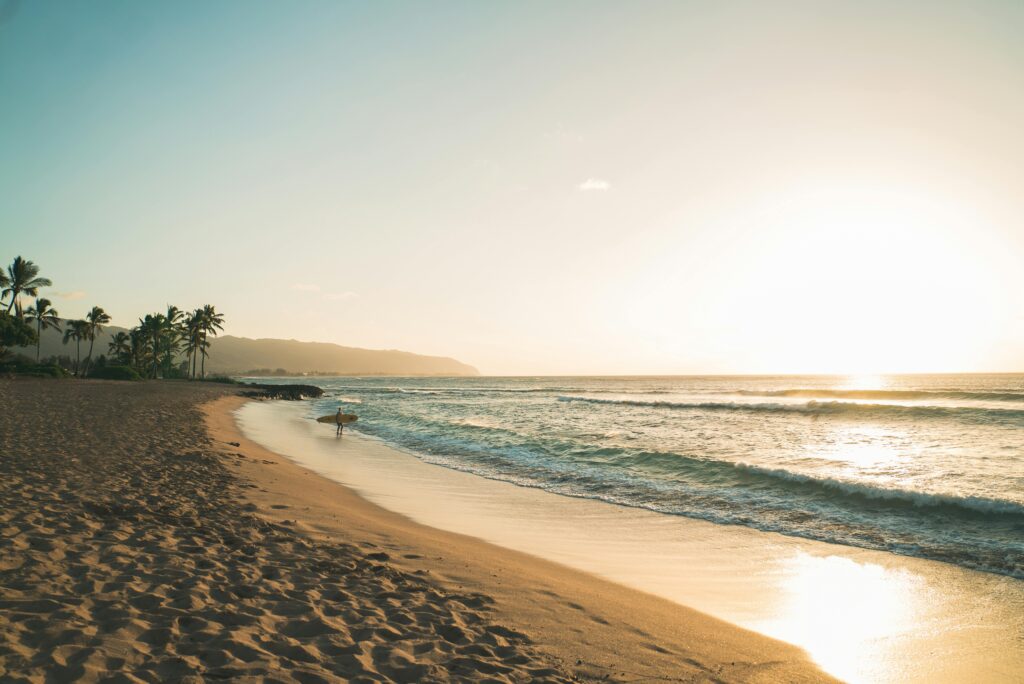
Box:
0, 379, 834, 682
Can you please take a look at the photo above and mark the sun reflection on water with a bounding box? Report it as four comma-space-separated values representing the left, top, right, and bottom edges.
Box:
837, 374, 889, 391
753, 553, 923, 684
809, 425, 912, 472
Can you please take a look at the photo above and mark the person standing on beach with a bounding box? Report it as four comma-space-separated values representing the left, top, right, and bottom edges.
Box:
336, 407, 345, 436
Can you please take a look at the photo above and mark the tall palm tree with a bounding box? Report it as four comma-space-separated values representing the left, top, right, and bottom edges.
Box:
108, 331, 132, 365
161, 305, 184, 375
183, 309, 201, 379
24, 298, 61, 362
83, 306, 111, 376
129, 327, 146, 373
138, 313, 166, 379
62, 320, 88, 376
3, 257, 52, 317
198, 304, 225, 378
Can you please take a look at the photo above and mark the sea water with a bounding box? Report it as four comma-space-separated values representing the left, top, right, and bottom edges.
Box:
250, 374, 1024, 578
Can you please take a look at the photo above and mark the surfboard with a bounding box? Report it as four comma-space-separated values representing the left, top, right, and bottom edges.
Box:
317, 414, 358, 424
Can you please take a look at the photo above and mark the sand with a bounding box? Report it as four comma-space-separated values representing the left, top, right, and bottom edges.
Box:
0, 379, 834, 683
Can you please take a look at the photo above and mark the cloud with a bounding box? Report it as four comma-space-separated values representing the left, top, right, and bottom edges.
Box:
290, 283, 321, 292
324, 291, 357, 301
54, 291, 86, 300
577, 178, 610, 191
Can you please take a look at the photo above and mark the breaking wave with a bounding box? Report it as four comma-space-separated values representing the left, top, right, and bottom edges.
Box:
557, 395, 1024, 424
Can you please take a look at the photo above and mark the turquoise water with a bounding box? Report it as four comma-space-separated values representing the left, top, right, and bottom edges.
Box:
249, 375, 1024, 578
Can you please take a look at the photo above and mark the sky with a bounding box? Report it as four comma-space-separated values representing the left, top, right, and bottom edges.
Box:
2, 0, 1023, 375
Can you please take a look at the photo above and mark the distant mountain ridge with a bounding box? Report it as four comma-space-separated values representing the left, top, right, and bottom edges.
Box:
209, 335, 478, 376
18, 324, 479, 376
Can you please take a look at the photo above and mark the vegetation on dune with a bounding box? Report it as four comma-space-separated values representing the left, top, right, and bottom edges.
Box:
0, 255, 226, 381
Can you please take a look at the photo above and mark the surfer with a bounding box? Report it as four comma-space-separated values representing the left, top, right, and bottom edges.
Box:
335, 407, 345, 436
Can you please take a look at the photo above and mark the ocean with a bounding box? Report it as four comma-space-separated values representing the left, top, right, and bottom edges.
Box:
252, 374, 1024, 578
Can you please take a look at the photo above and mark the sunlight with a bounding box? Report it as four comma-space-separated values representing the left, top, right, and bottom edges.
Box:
754, 553, 923, 684
809, 425, 908, 470
715, 183, 1004, 374
837, 374, 888, 391
610, 178, 1011, 375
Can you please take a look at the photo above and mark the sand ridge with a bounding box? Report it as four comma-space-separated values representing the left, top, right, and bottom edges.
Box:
0, 379, 572, 682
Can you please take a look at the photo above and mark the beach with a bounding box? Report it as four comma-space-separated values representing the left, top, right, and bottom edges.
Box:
0, 379, 835, 682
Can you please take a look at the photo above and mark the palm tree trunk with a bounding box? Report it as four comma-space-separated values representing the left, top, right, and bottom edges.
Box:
86, 336, 95, 377
36, 321, 41, 362
75, 339, 81, 376
201, 333, 206, 378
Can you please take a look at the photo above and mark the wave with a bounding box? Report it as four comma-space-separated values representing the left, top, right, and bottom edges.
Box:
350, 423, 1024, 576
557, 395, 1024, 423
449, 416, 504, 430
731, 463, 1024, 517
611, 449, 1024, 518
331, 385, 568, 395
736, 388, 1024, 402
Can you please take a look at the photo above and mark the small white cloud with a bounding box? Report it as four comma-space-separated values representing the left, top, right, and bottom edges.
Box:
577, 178, 610, 191
54, 291, 87, 300
324, 291, 357, 301
290, 283, 321, 292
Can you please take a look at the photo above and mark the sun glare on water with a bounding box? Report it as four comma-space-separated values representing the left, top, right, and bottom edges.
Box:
755, 553, 924, 684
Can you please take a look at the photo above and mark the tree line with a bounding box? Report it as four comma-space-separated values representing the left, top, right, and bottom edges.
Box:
0, 255, 225, 379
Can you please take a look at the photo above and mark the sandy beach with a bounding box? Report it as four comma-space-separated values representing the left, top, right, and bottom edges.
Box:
0, 379, 834, 683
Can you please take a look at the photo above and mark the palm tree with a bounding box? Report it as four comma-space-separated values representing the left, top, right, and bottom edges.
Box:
161, 305, 184, 375
198, 304, 225, 378
138, 313, 166, 378
3, 257, 53, 317
129, 327, 146, 373
62, 320, 88, 376
0, 268, 9, 311
82, 306, 111, 376
183, 309, 201, 379
108, 331, 132, 365
24, 298, 61, 362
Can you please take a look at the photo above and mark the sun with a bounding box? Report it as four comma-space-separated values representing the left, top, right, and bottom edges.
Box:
720, 182, 1006, 374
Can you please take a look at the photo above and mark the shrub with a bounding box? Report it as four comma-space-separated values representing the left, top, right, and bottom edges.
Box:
201, 375, 239, 384
0, 361, 69, 378
162, 365, 189, 379
90, 365, 142, 381
0, 313, 36, 359
23, 364, 70, 378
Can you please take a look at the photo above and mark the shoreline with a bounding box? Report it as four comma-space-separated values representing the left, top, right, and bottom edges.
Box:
231, 394, 1024, 684
208, 394, 836, 682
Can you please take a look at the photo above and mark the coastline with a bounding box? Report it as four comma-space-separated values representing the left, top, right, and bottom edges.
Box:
209, 394, 836, 682
231, 393, 1024, 684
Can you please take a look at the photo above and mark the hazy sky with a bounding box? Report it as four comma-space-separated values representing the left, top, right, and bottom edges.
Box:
2, 1, 1023, 374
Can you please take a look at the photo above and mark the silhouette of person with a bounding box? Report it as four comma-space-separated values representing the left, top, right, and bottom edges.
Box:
336, 407, 345, 436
